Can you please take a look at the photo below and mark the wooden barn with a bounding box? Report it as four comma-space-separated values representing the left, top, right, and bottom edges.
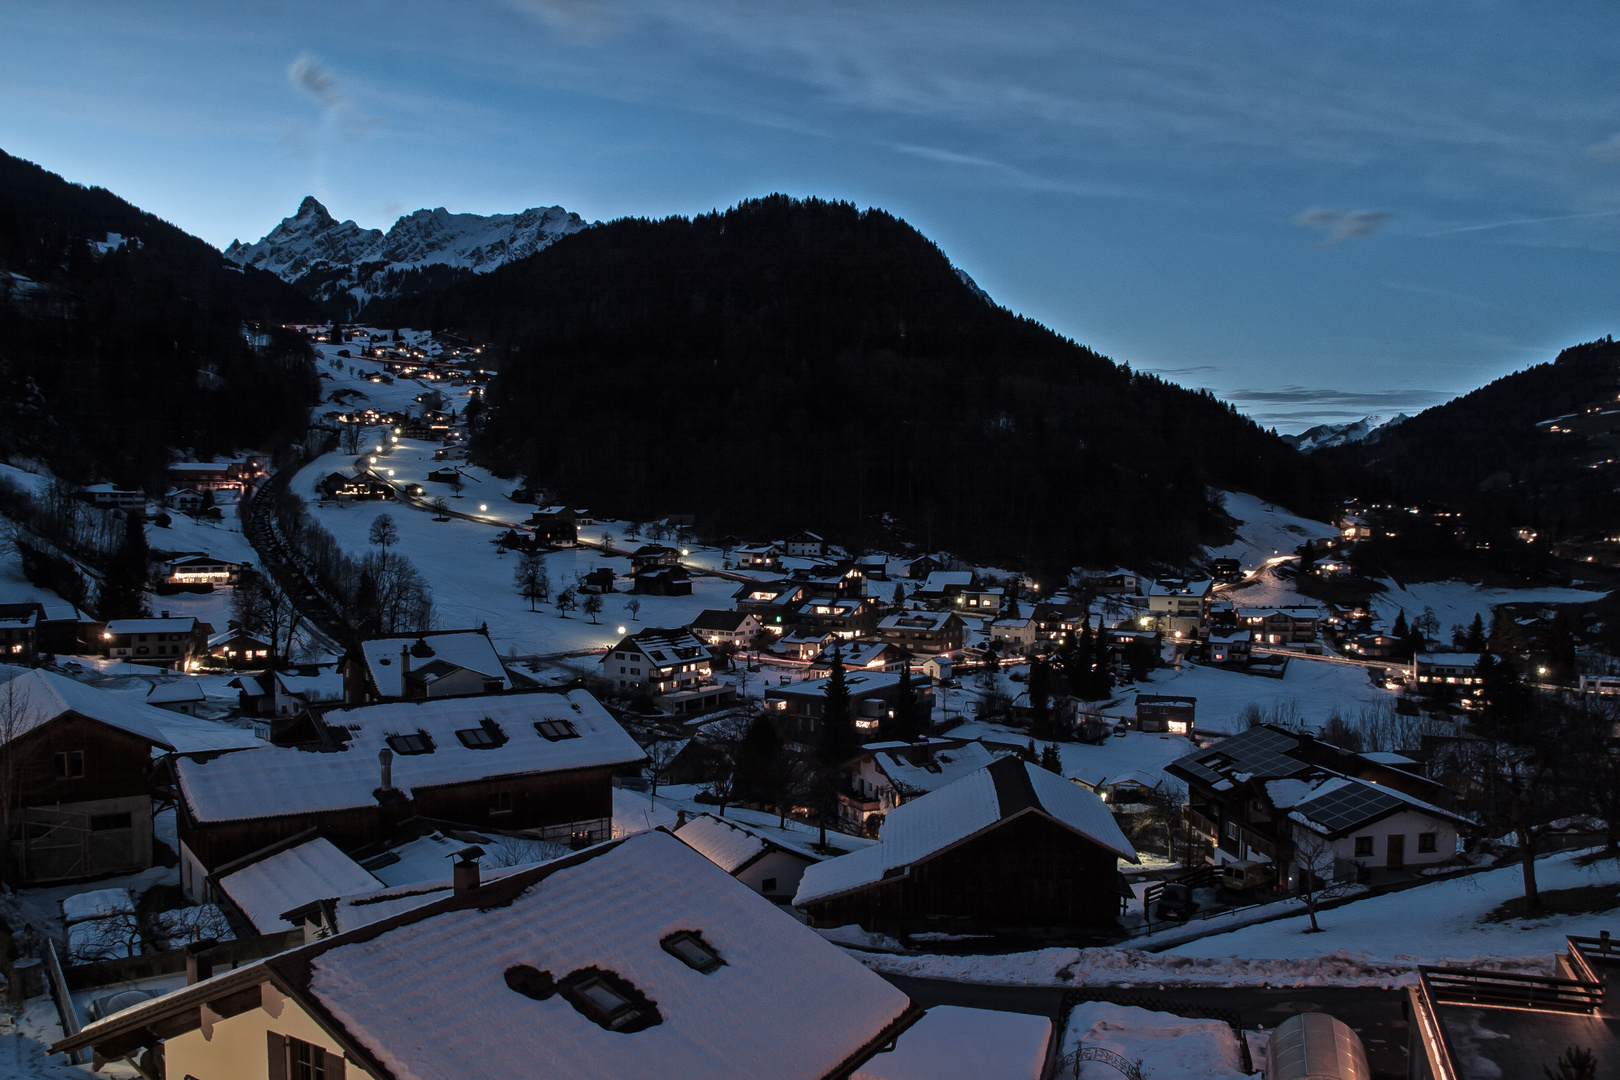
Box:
794, 756, 1136, 932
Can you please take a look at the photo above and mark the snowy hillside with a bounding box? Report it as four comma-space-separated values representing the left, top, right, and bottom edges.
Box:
223, 196, 588, 310
1205, 490, 1339, 571
1281, 413, 1408, 453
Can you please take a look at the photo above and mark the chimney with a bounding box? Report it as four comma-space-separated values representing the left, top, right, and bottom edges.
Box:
378, 747, 394, 791
185, 939, 218, 984
452, 845, 484, 896
161, 610, 170, 619
400, 644, 411, 698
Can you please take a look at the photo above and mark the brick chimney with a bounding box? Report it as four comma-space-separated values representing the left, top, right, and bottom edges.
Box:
378, 747, 394, 792
400, 643, 411, 698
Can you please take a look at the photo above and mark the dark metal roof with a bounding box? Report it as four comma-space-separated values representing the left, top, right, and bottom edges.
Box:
1294, 783, 1406, 834
1169, 724, 1311, 787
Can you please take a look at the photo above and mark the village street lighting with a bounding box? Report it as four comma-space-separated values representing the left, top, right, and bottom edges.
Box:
479, 504, 488, 512
681, 548, 690, 556
369, 456, 378, 465
617, 626, 627, 635
387, 470, 395, 477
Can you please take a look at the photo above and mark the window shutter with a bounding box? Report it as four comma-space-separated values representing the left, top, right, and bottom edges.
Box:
329, 1053, 347, 1079
267, 1032, 288, 1080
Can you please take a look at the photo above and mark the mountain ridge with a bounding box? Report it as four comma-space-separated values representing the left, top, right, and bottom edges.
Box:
224, 196, 588, 316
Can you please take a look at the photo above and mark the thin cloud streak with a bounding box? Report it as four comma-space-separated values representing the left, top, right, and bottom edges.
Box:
1423, 208, 1620, 237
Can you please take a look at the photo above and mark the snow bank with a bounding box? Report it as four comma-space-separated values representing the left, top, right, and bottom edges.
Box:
1059, 1002, 1248, 1079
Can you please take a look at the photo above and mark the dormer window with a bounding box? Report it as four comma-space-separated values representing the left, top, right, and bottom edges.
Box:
457, 726, 499, 749
386, 732, 434, 755
535, 719, 579, 741
661, 931, 724, 973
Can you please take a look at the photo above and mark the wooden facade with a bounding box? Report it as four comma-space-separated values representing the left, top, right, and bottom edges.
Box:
177, 763, 618, 879
5, 713, 156, 884
803, 812, 1122, 932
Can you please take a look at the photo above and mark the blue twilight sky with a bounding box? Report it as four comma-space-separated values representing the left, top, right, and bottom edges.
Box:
2, 1, 1617, 431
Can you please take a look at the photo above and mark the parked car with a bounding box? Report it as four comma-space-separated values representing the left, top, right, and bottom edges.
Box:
1220, 860, 1276, 894
1155, 881, 1195, 921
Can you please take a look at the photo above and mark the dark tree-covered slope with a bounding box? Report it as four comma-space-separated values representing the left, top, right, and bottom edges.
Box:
378, 196, 1325, 569
0, 150, 320, 488
1321, 338, 1620, 542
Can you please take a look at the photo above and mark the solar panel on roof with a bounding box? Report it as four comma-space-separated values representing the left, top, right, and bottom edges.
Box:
1299, 784, 1402, 833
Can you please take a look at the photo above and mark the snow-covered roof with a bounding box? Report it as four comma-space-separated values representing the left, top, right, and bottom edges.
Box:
146, 680, 205, 705
216, 837, 380, 933
208, 628, 268, 648
868, 742, 995, 797
76, 831, 915, 1080
851, 1005, 1051, 1080
1276, 775, 1475, 837
919, 571, 973, 593
105, 617, 197, 635
274, 669, 343, 703
357, 629, 509, 696
796, 758, 1135, 907
770, 671, 905, 699
878, 611, 957, 632
813, 639, 902, 669
175, 688, 645, 823
676, 813, 786, 874
1, 669, 260, 753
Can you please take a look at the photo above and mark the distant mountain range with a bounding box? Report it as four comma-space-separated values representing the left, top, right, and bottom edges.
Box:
1280, 414, 1408, 453
224, 196, 588, 316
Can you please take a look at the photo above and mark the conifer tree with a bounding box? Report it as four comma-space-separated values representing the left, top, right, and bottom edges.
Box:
1028, 657, 1051, 741
1040, 743, 1063, 774
815, 645, 857, 847
99, 512, 150, 619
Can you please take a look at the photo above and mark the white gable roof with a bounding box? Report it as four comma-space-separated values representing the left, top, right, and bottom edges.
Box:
216, 837, 381, 933
796, 758, 1135, 907
1, 669, 259, 753
358, 630, 510, 696
299, 831, 913, 1080
175, 689, 645, 823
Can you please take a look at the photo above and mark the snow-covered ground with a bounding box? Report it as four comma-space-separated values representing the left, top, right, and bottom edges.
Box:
853, 850, 1619, 989
1371, 576, 1606, 633
1206, 491, 1338, 572
1060, 1002, 1250, 1080
1167, 848, 1620, 965
1114, 659, 1396, 734
941, 720, 1193, 792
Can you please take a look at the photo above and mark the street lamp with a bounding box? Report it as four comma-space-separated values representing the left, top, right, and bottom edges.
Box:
479, 503, 488, 512
369, 456, 377, 464
376, 444, 384, 453
387, 470, 395, 477
681, 548, 690, 556
616, 625, 627, 635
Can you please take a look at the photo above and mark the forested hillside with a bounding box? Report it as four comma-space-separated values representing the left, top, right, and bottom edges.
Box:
0, 150, 320, 489
376, 195, 1328, 569
1320, 338, 1620, 544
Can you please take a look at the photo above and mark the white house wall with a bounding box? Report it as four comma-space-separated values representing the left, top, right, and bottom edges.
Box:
166, 986, 372, 1080
734, 849, 813, 901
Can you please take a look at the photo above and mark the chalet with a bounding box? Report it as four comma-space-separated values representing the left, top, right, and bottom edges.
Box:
783, 531, 826, 558
55, 831, 920, 1080
765, 671, 934, 747
915, 570, 973, 602
426, 467, 462, 484
921, 655, 953, 684
735, 543, 784, 573
207, 628, 272, 668
1312, 554, 1351, 579
955, 586, 1004, 616
103, 615, 212, 670
1134, 695, 1195, 735
675, 812, 837, 902
633, 566, 693, 596
842, 739, 996, 829
1071, 567, 1139, 594
260, 665, 345, 723
732, 581, 808, 631
1341, 633, 1399, 659
1167, 723, 1466, 877
600, 628, 732, 714
688, 609, 764, 649
988, 617, 1036, 654
1031, 603, 1089, 640
789, 595, 877, 639
319, 473, 392, 501
907, 554, 944, 579
165, 487, 205, 512
796, 756, 1137, 931
1413, 652, 1486, 699
1209, 557, 1243, 583
807, 639, 909, 678
0, 604, 39, 663
773, 630, 837, 661
629, 544, 681, 573
853, 553, 889, 580
164, 554, 242, 586
1144, 578, 1213, 638
1206, 628, 1252, 665
877, 610, 965, 655
343, 628, 510, 705
168, 459, 263, 494
580, 567, 616, 594
83, 484, 146, 510
527, 505, 578, 546
172, 687, 646, 895
0, 670, 258, 885
1275, 773, 1473, 887
1236, 605, 1322, 647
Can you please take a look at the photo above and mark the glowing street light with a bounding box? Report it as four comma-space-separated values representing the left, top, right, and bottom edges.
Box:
616, 626, 627, 635
376, 444, 385, 453
479, 503, 488, 512
387, 469, 395, 477
369, 456, 378, 464
681, 548, 690, 556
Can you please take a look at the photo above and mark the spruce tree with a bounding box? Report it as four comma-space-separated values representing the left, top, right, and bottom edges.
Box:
1028, 658, 1051, 741
1392, 609, 1408, 639
887, 663, 922, 742
733, 713, 782, 807
99, 512, 150, 619
1465, 613, 1487, 653
1040, 743, 1063, 774
816, 645, 857, 847
1092, 623, 1113, 697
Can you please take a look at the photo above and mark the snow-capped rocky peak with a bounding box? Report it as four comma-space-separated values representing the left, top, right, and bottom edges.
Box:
222, 196, 589, 312
1281, 413, 1410, 453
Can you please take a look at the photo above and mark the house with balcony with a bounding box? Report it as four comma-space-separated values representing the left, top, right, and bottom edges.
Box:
807, 639, 909, 678
783, 531, 827, 558
343, 629, 511, 704
1143, 578, 1212, 639
1412, 652, 1486, 700
765, 671, 934, 750
1236, 605, 1323, 649
788, 595, 877, 640
103, 615, 212, 670
841, 739, 996, 829
601, 628, 733, 714
164, 554, 242, 587
688, 609, 764, 649
876, 610, 965, 655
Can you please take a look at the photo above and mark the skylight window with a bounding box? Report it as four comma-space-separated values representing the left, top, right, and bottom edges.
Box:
456, 721, 505, 749
386, 732, 434, 755
661, 931, 724, 974
535, 719, 580, 741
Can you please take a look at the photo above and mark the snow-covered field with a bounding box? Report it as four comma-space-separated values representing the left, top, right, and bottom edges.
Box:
1206, 491, 1338, 571
1115, 658, 1396, 734
1371, 576, 1606, 633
